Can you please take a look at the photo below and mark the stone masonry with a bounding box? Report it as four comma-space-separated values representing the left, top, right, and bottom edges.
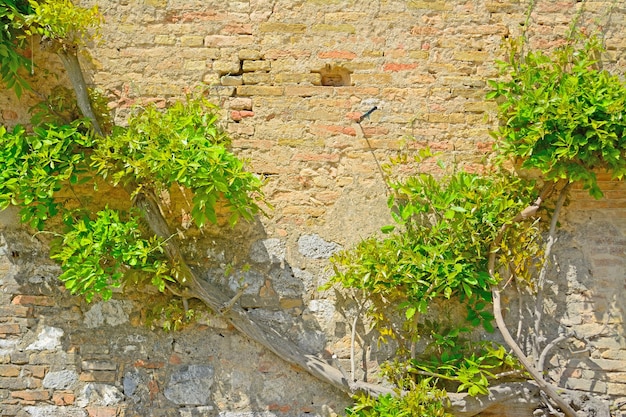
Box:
1, 0, 626, 416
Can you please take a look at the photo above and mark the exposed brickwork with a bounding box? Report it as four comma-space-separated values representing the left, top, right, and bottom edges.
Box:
1, 0, 625, 415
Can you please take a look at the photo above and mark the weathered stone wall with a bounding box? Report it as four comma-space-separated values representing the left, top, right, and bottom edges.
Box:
1, 0, 626, 416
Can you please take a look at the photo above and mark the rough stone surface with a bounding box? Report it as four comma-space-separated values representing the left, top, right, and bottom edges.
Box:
76, 383, 124, 407
298, 234, 342, 259
84, 300, 133, 328
22, 406, 87, 417
43, 370, 79, 390
25, 326, 64, 351
164, 365, 215, 405
1, 0, 626, 416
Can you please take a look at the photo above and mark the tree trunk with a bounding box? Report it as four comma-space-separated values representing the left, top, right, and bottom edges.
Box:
133, 190, 393, 398
488, 184, 579, 417
56, 46, 104, 137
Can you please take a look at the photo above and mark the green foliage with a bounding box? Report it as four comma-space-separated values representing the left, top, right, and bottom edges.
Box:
2, 92, 264, 304
0, 0, 34, 97
0, 120, 93, 230
345, 380, 451, 417
50, 208, 172, 302
407, 338, 519, 396
23, 0, 101, 46
92, 96, 264, 227
488, 35, 626, 198
29, 86, 114, 133
331, 170, 538, 335
328, 167, 539, 399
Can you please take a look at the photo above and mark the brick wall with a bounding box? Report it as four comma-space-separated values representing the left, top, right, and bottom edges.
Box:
1, 0, 626, 415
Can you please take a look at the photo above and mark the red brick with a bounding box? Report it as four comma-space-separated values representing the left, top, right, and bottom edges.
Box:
53, 391, 75, 406
133, 359, 165, 369
383, 62, 418, 72
318, 50, 357, 59
268, 403, 292, 413
362, 126, 390, 137
11, 295, 55, 306
11, 390, 50, 401
0, 324, 20, 335
292, 153, 341, 163
231, 110, 255, 122
87, 406, 118, 417
314, 125, 356, 136
221, 23, 253, 35
0, 365, 20, 377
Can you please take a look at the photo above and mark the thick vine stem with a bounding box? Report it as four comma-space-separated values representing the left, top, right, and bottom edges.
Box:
488, 181, 578, 417
54, 42, 105, 137
133, 190, 394, 399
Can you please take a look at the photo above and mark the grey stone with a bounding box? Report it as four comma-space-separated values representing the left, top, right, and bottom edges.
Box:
26, 326, 64, 351
164, 364, 215, 405
43, 369, 79, 389
84, 300, 133, 328
297, 234, 341, 259
76, 383, 124, 407
249, 238, 285, 264
293, 267, 315, 292
270, 266, 302, 298
228, 269, 264, 294
23, 406, 87, 417
123, 369, 142, 398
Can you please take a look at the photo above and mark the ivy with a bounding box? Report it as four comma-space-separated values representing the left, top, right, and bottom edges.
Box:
488, 35, 626, 198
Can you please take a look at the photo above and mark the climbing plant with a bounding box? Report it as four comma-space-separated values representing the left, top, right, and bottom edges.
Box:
488, 34, 626, 198
329, 31, 625, 417
328, 164, 540, 414
0, 0, 394, 404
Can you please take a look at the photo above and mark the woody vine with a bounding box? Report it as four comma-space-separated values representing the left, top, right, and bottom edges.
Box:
331, 29, 626, 417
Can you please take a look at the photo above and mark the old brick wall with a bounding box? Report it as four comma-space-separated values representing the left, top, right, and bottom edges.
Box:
1, 0, 626, 416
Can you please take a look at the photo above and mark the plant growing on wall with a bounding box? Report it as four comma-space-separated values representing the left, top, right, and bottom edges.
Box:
0, 0, 394, 404
328, 32, 625, 417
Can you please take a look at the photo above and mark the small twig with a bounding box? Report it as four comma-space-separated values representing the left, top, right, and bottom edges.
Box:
534, 183, 570, 357
354, 107, 390, 195
219, 283, 248, 315
538, 333, 570, 374
350, 297, 366, 382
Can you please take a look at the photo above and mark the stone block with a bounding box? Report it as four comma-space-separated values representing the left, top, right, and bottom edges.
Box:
204, 35, 254, 47
298, 234, 341, 259
242, 60, 270, 72
236, 85, 284, 96
11, 390, 50, 402
238, 49, 262, 60
259, 23, 307, 33
242, 72, 272, 84
221, 75, 243, 86
164, 365, 215, 405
